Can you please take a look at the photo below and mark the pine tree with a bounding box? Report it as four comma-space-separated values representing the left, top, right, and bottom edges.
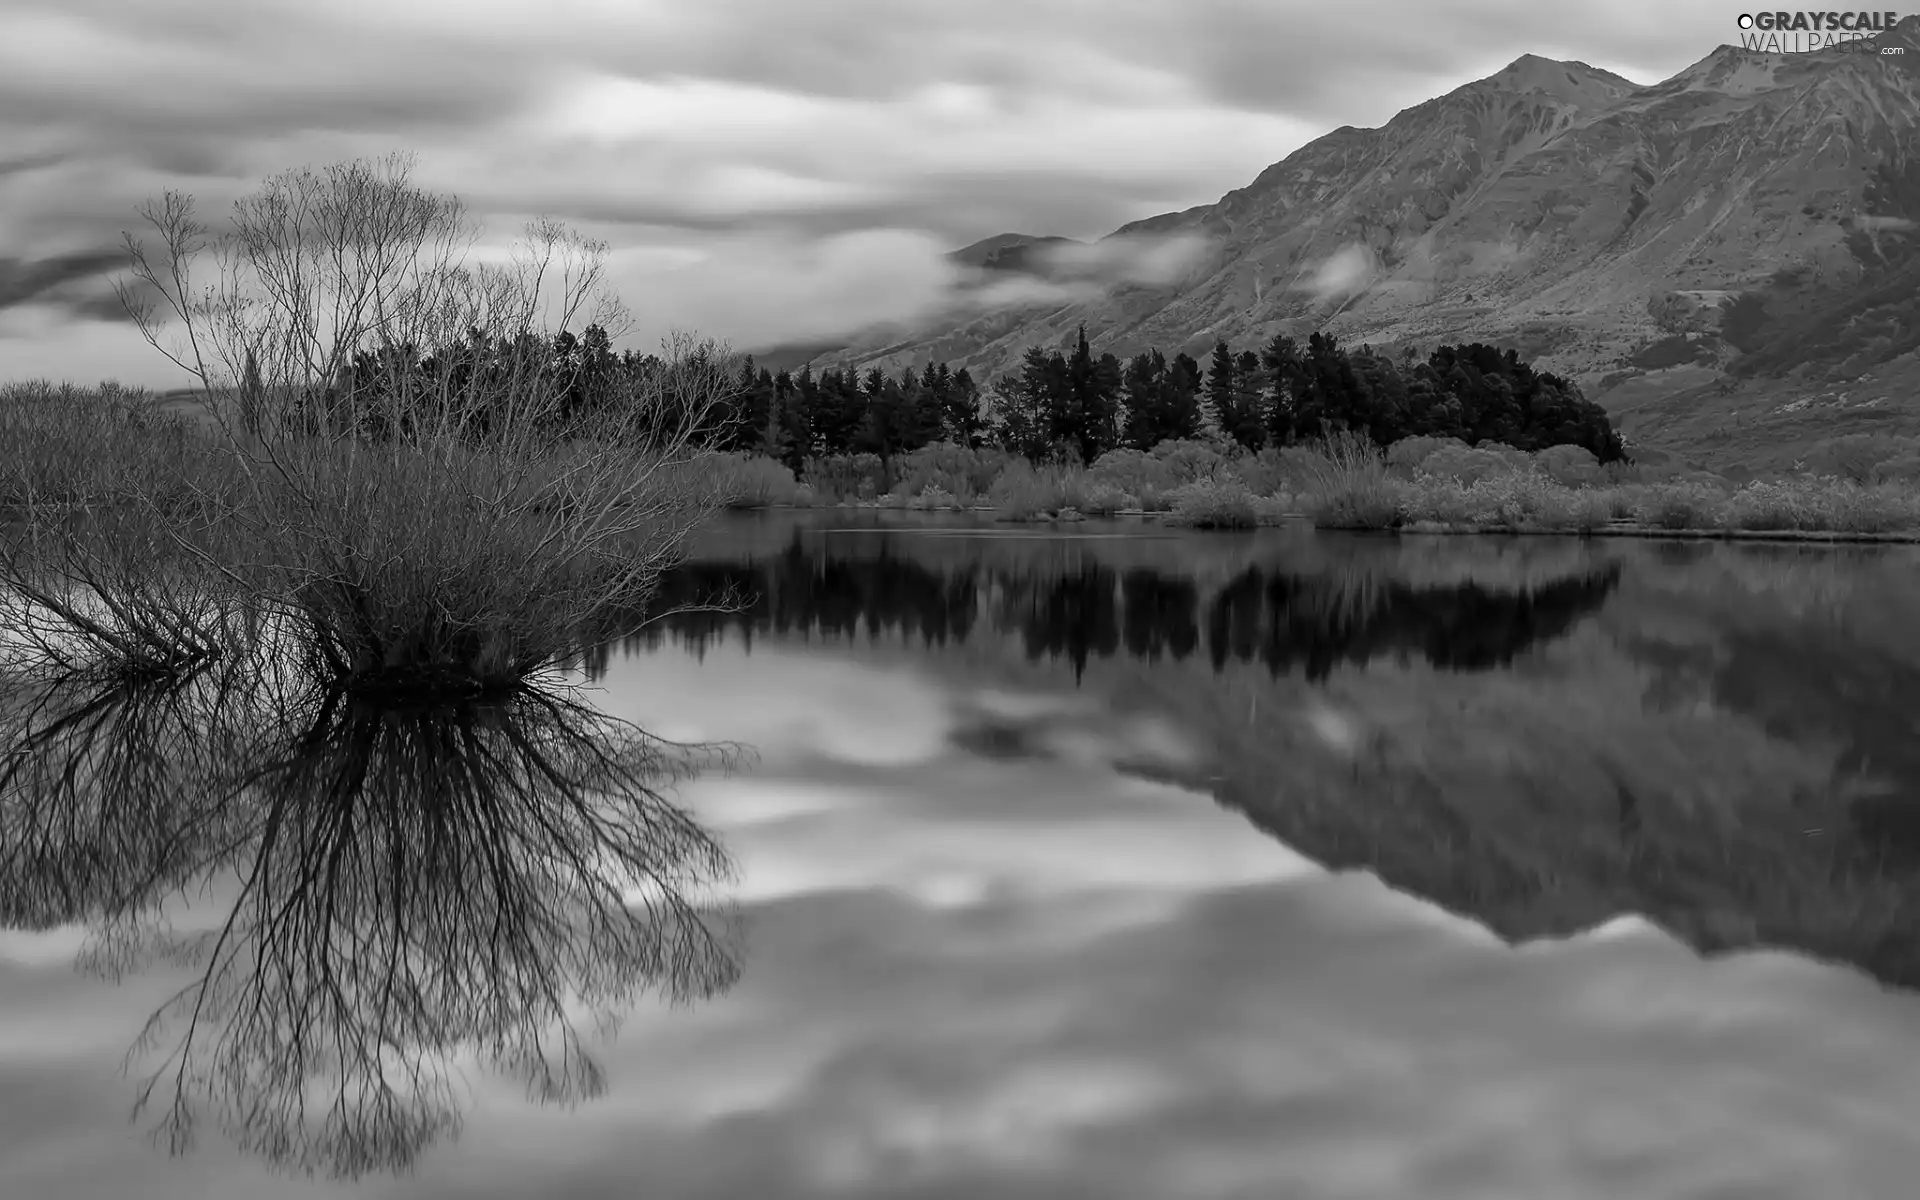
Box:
1202, 341, 1234, 441
1259, 334, 1305, 447
1229, 348, 1266, 451
1090, 351, 1124, 460
948, 366, 984, 447
1166, 352, 1205, 444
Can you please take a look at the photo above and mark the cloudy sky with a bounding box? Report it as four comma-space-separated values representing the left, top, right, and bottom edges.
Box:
1, 0, 1751, 388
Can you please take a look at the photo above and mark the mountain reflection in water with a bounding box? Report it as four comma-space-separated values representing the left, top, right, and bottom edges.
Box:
582, 513, 1920, 992
0, 646, 740, 1179
10, 510, 1920, 1197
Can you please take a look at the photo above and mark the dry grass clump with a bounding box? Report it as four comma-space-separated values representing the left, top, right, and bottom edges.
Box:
0, 380, 227, 514
1292, 432, 1406, 530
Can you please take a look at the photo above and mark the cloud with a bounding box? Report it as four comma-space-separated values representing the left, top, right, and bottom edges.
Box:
0, 0, 1759, 384
0, 151, 71, 181
612, 228, 965, 351
1029, 232, 1214, 287
1299, 243, 1379, 303
0, 251, 123, 312
860, 230, 1222, 334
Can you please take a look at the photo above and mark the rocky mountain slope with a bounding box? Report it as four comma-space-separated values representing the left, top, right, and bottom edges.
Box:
801, 18, 1920, 463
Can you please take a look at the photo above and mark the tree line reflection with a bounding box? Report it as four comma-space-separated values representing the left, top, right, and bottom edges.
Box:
0, 646, 740, 1179
580, 537, 1623, 681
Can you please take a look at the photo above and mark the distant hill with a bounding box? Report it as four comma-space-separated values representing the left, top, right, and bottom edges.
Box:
1603, 351, 1920, 474
794, 18, 1920, 469
747, 338, 856, 374
945, 233, 1085, 275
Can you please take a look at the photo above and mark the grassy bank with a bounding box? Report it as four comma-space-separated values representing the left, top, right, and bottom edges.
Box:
702, 435, 1920, 539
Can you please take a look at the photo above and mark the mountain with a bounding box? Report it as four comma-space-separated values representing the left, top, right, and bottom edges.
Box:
947, 233, 1085, 274
744, 235, 1087, 369
748, 337, 857, 374
803, 18, 1920, 466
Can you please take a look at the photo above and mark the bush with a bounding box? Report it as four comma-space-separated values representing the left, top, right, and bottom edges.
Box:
1166, 481, 1259, 529
1294, 432, 1405, 530
908, 484, 967, 512
1089, 447, 1179, 496
802, 453, 885, 503
1307, 481, 1405, 530
1537, 487, 1616, 533
1386, 436, 1469, 478
1633, 481, 1725, 530
1080, 483, 1131, 516
1251, 494, 1295, 525
1535, 444, 1601, 487
1723, 480, 1812, 531
1723, 477, 1920, 533
1395, 469, 1593, 531
892, 442, 1011, 503
1150, 439, 1230, 484
986, 460, 1091, 521
705, 453, 800, 508
1134, 483, 1175, 513
1225, 448, 1292, 497
1416, 443, 1525, 485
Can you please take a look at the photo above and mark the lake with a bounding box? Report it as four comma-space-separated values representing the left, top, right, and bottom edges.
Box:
6, 508, 1920, 1198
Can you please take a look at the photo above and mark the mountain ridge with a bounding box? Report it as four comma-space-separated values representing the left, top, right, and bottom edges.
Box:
788, 17, 1920, 465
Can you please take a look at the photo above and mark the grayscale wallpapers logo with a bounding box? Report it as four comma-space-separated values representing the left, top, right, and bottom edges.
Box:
1735, 11, 1908, 53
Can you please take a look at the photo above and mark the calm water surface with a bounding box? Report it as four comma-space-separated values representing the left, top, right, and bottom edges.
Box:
7, 510, 1920, 1198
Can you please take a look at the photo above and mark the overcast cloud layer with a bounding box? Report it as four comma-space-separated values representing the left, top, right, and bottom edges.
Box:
1, 0, 1752, 387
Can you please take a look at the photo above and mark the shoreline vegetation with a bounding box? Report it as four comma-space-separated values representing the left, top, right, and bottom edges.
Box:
692, 435, 1920, 541
10, 382, 1920, 551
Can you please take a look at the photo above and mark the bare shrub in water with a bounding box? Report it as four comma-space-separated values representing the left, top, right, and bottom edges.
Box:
1, 655, 742, 1178
0, 498, 250, 679
110, 153, 740, 688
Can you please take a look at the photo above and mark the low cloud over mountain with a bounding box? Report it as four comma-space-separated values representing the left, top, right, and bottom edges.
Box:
1, 0, 1754, 385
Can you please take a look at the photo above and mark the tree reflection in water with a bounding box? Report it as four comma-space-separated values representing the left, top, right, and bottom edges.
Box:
0, 648, 742, 1179
589, 532, 1623, 683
